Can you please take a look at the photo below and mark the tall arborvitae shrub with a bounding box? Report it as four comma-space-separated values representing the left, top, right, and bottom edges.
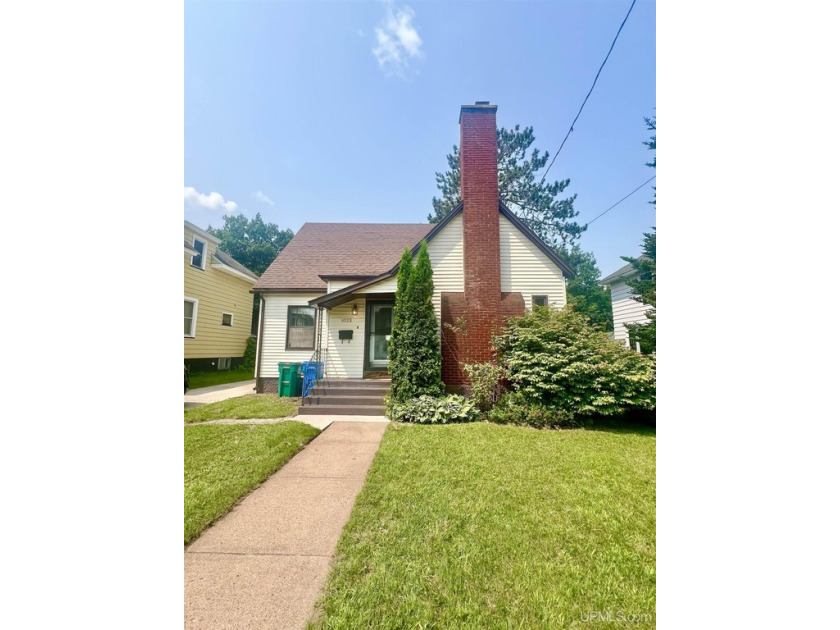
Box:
388, 241, 443, 403
408, 241, 444, 397
388, 249, 414, 403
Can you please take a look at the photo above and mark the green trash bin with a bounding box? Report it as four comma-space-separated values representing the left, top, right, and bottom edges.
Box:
278, 362, 303, 397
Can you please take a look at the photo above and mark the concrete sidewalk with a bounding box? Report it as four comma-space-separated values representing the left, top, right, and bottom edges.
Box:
184, 421, 388, 629
184, 379, 257, 409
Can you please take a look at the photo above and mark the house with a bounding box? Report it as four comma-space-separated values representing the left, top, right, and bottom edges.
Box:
184, 220, 259, 371
599, 261, 653, 350
252, 102, 574, 393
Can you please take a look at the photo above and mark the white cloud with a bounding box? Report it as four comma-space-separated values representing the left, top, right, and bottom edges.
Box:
184, 186, 238, 213
254, 190, 275, 206
372, 2, 423, 77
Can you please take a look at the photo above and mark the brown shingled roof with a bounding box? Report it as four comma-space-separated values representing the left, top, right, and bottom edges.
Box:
253, 222, 434, 291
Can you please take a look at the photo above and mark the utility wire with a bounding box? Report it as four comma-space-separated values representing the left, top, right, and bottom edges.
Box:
585, 175, 655, 227
521, 0, 638, 213
519, 174, 655, 231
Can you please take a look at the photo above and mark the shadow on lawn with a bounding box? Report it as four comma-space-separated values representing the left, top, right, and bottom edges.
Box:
583, 409, 656, 436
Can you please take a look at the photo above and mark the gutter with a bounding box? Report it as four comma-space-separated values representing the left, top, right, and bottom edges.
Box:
255, 294, 266, 390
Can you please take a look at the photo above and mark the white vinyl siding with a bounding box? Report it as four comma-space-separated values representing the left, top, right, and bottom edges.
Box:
327, 280, 357, 293
499, 215, 567, 307
356, 277, 398, 293
426, 213, 464, 321
341, 214, 464, 323
259, 294, 326, 378
324, 300, 366, 378
609, 277, 652, 346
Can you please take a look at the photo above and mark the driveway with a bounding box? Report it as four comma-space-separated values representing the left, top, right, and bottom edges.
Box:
184, 379, 256, 409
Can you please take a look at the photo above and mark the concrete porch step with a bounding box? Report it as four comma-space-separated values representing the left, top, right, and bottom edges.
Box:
320, 378, 391, 387
310, 386, 389, 398
304, 395, 386, 406
297, 404, 385, 416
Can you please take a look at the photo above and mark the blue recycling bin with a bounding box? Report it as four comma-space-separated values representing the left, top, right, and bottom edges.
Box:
301, 361, 324, 397
302, 361, 324, 380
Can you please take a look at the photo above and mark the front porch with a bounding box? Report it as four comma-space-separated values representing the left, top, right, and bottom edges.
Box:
315, 293, 396, 380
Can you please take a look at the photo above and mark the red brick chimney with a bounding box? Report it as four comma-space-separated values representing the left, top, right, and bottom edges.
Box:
459, 101, 502, 363
441, 102, 524, 386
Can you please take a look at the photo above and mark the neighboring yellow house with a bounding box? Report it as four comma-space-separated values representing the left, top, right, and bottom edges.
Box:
184, 220, 259, 371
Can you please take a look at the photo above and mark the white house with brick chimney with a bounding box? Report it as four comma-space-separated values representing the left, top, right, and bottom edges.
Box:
252, 102, 574, 404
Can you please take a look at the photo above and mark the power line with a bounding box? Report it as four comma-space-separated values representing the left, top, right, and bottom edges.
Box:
585, 174, 655, 227
518, 174, 655, 231
522, 0, 638, 213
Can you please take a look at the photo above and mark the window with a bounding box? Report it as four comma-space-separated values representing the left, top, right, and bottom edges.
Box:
221, 312, 233, 327
218, 357, 231, 370
286, 306, 316, 349
532, 295, 549, 308
191, 238, 205, 269
184, 298, 198, 337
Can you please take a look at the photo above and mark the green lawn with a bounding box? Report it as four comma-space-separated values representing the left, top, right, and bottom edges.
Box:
312, 422, 656, 629
184, 394, 300, 423
184, 422, 320, 544
187, 366, 254, 389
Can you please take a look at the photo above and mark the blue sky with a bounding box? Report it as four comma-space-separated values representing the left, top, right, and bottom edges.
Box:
185, 0, 655, 276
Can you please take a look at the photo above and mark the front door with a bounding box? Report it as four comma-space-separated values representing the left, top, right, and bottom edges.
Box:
368, 303, 394, 369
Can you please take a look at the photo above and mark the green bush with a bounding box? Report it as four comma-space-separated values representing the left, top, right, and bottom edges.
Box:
243, 335, 257, 369
488, 392, 583, 429
389, 242, 444, 403
389, 394, 479, 424
462, 362, 507, 412
494, 306, 656, 417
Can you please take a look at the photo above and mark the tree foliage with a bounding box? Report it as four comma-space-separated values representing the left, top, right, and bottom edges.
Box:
622, 115, 657, 353
621, 230, 656, 353
557, 244, 613, 331
494, 307, 656, 417
207, 212, 294, 276
429, 125, 585, 249
388, 242, 444, 403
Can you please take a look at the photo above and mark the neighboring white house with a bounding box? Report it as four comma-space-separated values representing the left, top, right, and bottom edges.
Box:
600, 262, 654, 350
251, 102, 575, 392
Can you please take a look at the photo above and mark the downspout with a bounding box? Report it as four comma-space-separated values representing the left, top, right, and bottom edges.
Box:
255, 293, 266, 393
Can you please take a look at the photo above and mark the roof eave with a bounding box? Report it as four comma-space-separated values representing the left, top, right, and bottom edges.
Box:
210, 262, 258, 284
498, 202, 576, 278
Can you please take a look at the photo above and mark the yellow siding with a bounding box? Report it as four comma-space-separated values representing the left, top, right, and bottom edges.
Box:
184, 226, 255, 360
499, 215, 567, 308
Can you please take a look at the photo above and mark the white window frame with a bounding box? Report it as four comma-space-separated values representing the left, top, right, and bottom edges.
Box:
532, 295, 549, 308
286, 305, 317, 350
191, 237, 206, 270
221, 312, 234, 327
184, 297, 199, 338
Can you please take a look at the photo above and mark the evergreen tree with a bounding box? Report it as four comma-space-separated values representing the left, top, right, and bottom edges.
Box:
408, 241, 444, 396
388, 241, 443, 402
429, 125, 585, 249
557, 244, 613, 331
388, 249, 414, 402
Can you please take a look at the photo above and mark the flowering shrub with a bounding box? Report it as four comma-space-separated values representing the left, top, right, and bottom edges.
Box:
494, 307, 656, 417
